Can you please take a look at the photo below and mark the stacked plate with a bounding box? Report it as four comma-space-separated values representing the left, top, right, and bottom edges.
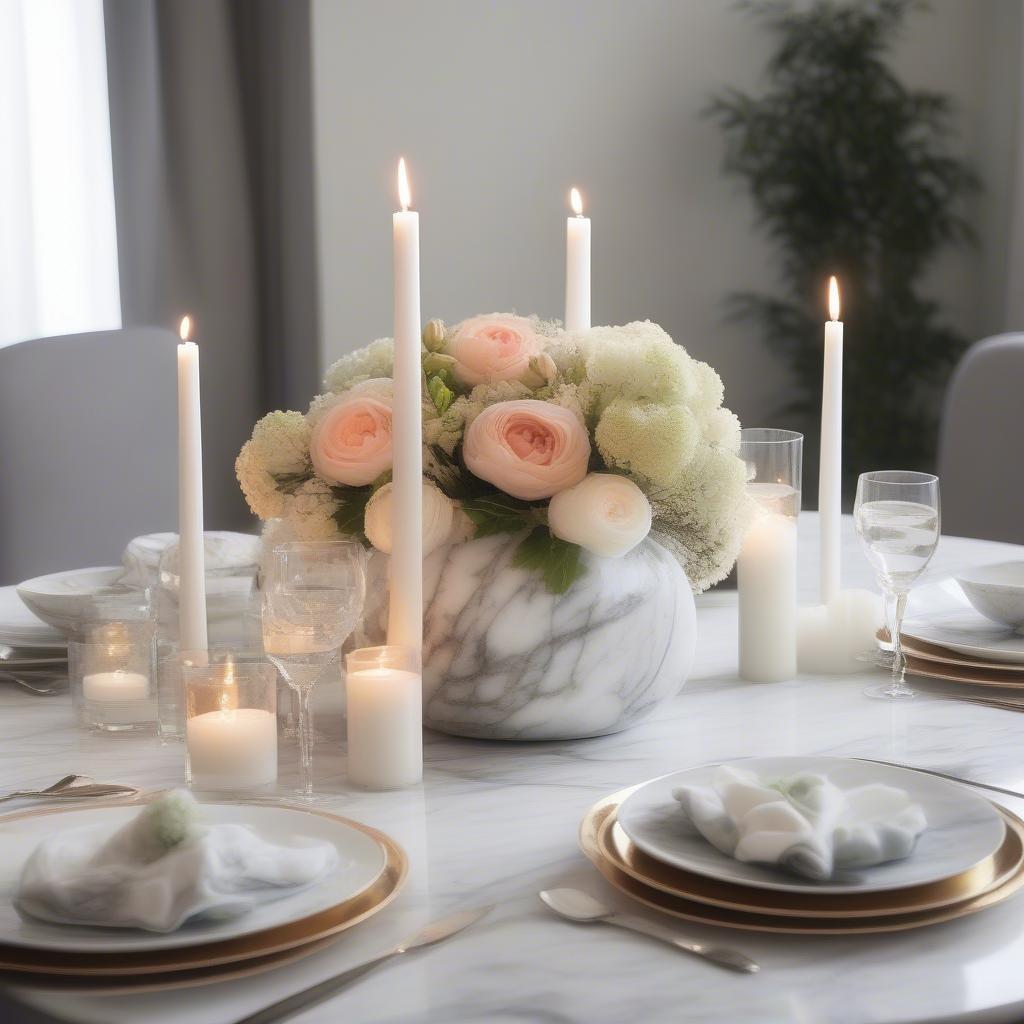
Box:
901, 577, 1024, 687
581, 757, 1024, 934
0, 799, 407, 992
0, 587, 65, 650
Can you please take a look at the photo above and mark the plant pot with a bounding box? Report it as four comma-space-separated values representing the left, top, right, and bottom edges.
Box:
418, 534, 695, 740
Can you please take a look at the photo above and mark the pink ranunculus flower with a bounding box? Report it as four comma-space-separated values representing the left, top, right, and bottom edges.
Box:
310, 380, 393, 487
447, 314, 542, 387
463, 400, 591, 501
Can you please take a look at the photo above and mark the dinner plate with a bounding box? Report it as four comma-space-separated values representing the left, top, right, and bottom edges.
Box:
903, 611, 1024, 666
0, 800, 388, 954
617, 756, 1005, 894
899, 633, 1024, 673
581, 792, 1024, 935
604, 797, 1023, 917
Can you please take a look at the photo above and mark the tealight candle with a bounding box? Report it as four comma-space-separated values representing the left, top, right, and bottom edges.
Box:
184, 655, 278, 793
346, 645, 422, 790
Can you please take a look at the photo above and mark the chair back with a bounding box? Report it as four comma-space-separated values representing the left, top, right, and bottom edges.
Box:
0, 328, 178, 583
938, 333, 1024, 544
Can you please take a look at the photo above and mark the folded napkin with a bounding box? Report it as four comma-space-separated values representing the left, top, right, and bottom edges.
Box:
16, 791, 340, 932
673, 766, 927, 881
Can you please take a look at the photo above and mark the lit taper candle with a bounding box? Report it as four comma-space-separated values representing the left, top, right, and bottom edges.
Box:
565, 187, 591, 332
388, 158, 423, 652
819, 277, 843, 603
177, 316, 208, 653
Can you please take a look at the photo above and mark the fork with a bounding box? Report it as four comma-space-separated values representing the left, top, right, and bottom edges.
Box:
0, 775, 139, 804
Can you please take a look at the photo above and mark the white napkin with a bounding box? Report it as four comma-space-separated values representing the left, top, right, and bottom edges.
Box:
673, 766, 927, 881
16, 791, 340, 932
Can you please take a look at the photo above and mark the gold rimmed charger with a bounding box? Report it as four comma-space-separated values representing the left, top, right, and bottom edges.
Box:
581, 788, 1024, 934
0, 801, 408, 977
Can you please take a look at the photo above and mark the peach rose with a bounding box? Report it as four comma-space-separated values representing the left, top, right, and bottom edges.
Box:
447, 314, 541, 387
310, 380, 392, 486
463, 400, 591, 501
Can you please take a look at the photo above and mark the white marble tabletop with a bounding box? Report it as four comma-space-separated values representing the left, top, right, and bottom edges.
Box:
7, 514, 1024, 1024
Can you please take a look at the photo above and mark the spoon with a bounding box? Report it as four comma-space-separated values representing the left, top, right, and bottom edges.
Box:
539, 888, 759, 974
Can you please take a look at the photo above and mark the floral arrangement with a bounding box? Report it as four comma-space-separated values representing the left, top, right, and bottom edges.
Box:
237, 315, 752, 594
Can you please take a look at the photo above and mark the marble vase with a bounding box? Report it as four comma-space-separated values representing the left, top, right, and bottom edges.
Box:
416, 535, 696, 741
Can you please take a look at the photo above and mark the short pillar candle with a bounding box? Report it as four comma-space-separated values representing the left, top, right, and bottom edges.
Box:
346, 645, 422, 790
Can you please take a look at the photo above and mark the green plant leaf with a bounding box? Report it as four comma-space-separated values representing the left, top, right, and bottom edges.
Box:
512, 527, 586, 595
461, 493, 536, 538
330, 485, 373, 538
271, 470, 312, 495
427, 375, 454, 415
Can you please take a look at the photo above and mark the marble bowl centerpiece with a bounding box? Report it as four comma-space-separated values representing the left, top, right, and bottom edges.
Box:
415, 534, 696, 741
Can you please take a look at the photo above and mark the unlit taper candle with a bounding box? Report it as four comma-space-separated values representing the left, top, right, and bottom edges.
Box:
565, 187, 591, 332
389, 158, 423, 652
819, 277, 843, 603
177, 317, 208, 653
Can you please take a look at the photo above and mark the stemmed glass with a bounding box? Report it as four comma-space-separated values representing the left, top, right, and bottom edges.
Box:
854, 471, 940, 700
262, 540, 367, 798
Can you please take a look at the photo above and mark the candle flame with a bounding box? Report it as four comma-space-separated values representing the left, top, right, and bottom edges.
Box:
179, 315, 192, 342
570, 187, 583, 217
828, 276, 841, 322
218, 657, 238, 712
398, 157, 411, 212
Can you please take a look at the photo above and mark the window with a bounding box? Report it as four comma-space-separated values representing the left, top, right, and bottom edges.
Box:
0, 0, 121, 348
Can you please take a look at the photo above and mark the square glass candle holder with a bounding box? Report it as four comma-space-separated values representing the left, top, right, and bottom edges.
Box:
184, 651, 278, 794
69, 637, 158, 733
345, 645, 422, 790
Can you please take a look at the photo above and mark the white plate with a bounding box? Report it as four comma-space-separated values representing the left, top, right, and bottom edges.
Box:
0, 801, 387, 953
15, 568, 125, 635
617, 756, 1005, 895
0, 586, 66, 647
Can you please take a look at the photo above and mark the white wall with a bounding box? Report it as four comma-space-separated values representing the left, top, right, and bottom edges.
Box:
312, 0, 1021, 432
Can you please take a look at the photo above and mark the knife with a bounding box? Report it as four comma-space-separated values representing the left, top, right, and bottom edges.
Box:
233, 905, 493, 1024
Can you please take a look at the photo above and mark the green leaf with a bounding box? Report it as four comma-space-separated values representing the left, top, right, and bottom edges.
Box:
425, 444, 491, 501
329, 485, 373, 538
271, 470, 312, 495
427, 375, 454, 415
512, 527, 586, 595
461, 493, 535, 538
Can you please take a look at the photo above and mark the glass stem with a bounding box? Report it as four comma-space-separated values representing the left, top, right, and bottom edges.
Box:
297, 686, 315, 799
887, 589, 911, 696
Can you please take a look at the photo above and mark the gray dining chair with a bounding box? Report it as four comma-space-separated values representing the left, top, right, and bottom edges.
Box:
0, 328, 179, 584
938, 332, 1024, 545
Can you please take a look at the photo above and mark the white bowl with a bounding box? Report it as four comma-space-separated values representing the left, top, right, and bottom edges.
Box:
16, 567, 125, 634
956, 562, 1024, 630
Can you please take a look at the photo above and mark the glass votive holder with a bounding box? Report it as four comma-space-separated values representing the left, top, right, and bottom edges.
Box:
737, 428, 804, 683
69, 638, 158, 733
184, 650, 278, 794
345, 645, 422, 790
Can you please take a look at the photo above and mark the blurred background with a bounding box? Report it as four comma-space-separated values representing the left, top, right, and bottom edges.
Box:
1, 0, 1021, 536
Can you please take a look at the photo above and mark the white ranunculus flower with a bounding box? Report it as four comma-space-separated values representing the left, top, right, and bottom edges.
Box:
364, 480, 455, 557
547, 473, 652, 558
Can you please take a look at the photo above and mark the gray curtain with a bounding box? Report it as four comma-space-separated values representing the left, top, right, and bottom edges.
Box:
103, 0, 320, 529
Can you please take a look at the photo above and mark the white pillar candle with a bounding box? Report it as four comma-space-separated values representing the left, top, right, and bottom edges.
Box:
346, 667, 423, 790
177, 317, 208, 653
388, 158, 423, 654
186, 708, 278, 791
565, 187, 591, 332
738, 483, 799, 682
819, 277, 843, 604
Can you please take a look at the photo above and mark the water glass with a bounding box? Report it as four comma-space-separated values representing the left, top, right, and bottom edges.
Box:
854, 471, 941, 700
262, 539, 367, 799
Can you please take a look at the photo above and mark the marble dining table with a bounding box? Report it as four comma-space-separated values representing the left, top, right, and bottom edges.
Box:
7, 513, 1024, 1024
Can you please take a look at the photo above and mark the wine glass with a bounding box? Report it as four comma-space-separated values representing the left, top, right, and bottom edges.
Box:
262, 540, 367, 798
854, 471, 940, 700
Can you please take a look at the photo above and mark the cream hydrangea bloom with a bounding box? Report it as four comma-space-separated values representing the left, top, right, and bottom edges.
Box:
235, 411, 311, 520
595, 399, 700, 487
287, 478, 339, 541
323, 337, 394, 393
